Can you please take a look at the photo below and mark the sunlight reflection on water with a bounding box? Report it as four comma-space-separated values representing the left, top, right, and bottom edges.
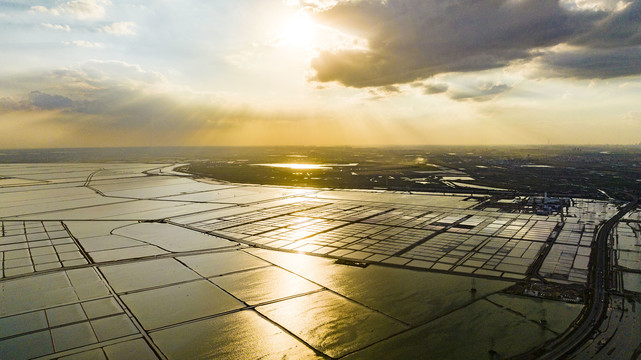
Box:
253, 163, 358, 170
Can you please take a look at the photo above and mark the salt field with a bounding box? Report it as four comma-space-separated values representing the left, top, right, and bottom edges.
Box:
0, 163, 638, 359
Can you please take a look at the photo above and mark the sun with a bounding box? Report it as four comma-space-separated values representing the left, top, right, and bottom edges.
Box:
279, 12, 317, 48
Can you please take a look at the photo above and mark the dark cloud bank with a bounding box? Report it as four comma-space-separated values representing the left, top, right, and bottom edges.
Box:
310, 0, 641, 87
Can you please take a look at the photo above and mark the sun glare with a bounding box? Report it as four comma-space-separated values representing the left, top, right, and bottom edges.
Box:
279, 12, 317, 48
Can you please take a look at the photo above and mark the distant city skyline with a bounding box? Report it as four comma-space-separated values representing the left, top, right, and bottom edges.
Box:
1, 0, 641, 148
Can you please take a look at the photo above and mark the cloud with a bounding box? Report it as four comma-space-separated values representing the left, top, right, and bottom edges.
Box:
365, 85, 402, 100
0, 61, 347, 147
65, 0, 110, 18
570, 1, 641, 48
534, 1, 641, 78
42, 23, 71, 31
561, 0, 631, 11
28, 91, 74, 110
99, 21, 136, 36
77, 60, 167, 85
283, 0, 338, 12
0, 61, 166, 111
30, 6, 58, 15
448, 82, 512, 102
0, 91, 74, 111
423, 83, 449, 95
308, 0, 641, 87
538, 46, 641, 78
30, 0, 110, 19
0, 61, 288, 133
310, 0, 589, 87
63, 40, 104, 48
379, 85, 401, 93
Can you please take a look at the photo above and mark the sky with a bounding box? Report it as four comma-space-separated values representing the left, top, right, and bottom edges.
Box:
0, 0, 640, 148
